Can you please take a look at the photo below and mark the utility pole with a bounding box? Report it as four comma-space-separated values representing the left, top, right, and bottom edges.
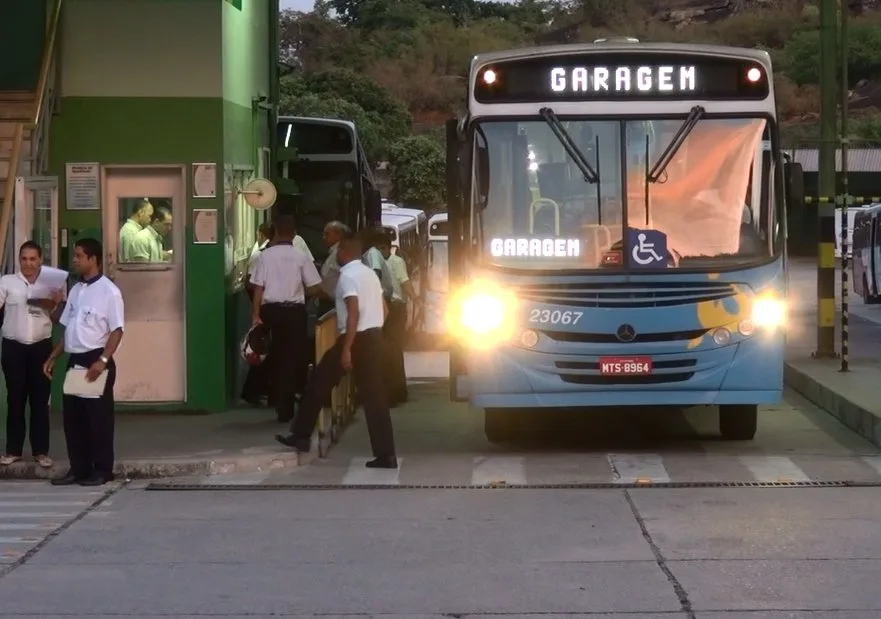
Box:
815, 0, 838, 359
839, 0, 850, 371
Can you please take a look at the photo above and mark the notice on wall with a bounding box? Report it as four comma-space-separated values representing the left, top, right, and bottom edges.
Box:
193, 209, 218, 244
65, 163, 100, 210
192, 163, 217, 198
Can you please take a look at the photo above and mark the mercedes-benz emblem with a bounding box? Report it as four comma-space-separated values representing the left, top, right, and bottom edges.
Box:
616, 324, 636, 342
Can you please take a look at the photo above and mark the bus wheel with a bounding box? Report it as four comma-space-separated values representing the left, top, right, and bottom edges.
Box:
484, 408, 520, 444
719, 404, 758, 440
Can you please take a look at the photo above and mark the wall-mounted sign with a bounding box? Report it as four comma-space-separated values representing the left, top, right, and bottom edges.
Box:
65, 162, 100, 210
192, 163, 217, 198
193, 209, 218, 244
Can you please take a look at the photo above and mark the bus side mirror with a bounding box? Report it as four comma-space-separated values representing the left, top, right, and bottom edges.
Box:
784, 161, 804, 207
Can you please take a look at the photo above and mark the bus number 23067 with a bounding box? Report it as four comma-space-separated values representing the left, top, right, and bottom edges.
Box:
528, 309, 583, 325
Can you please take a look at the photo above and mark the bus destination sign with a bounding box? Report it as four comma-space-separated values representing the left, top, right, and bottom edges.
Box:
473, 53, 770, 103
550, 65, 696, 95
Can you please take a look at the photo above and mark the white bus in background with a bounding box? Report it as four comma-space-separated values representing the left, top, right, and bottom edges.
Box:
422, 212, 449, 345
381, 210, 427, 337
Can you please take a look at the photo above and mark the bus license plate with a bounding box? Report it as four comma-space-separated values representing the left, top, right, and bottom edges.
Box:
599, 357, 653, 375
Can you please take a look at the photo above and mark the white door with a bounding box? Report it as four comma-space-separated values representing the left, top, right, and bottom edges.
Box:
104, 168, 186, 402
14, 175, 59, 266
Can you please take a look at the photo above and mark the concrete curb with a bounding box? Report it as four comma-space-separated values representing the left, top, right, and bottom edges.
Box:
784, 362, 881, 447
0, 449, 316, 481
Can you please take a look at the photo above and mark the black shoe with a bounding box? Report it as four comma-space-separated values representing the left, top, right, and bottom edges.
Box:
365, 456, 397, 469
241, 395, 263, 407
78, 474, 110, 486
274, 434, 311, 452
50, 473, 81, 486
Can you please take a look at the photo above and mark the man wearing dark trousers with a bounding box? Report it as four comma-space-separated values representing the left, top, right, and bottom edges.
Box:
250, 214, 322, 423
44, 238, 124, 487
0, 241, 66, 468
242, 222, 275, 406
276, 235, 397, 469
375, 233, 413, 407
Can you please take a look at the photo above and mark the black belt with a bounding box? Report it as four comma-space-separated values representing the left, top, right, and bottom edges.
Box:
263, 301, 304, 307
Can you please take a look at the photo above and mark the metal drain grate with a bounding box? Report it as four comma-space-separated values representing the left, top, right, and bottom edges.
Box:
144, 479, 881, 491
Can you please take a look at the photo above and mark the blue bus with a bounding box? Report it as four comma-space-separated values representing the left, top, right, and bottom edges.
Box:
444, 40, 804, 442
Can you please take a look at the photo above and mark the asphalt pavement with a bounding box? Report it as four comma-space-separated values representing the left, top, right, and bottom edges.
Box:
2, 376, 881, 617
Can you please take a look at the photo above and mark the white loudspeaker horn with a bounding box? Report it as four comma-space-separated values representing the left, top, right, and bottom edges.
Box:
239, 178, 277, 211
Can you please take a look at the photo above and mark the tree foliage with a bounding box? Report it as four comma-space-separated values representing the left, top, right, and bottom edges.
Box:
279, 0, 881, 199
387, 135, 446, 207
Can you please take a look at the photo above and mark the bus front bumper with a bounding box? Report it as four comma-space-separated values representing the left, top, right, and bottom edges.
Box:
459, 333, 784, 409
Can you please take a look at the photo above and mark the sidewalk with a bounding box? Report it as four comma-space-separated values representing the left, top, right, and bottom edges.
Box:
0, 353, 448, 481
0, 406, 309, 481
784, 258, 881, 446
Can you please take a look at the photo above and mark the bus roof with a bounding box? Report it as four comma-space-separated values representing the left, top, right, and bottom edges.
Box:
471, 42, 771, 68
382, 205, 426, 221
382, 212, 419, 228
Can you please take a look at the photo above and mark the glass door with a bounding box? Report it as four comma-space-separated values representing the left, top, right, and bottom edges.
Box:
14, 176, 58, 266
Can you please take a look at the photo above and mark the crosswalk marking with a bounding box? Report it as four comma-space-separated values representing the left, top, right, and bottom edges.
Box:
164, 452, 881, 487
341, 457, 404, 486
608, 453, 671, 484
471, 456, 527, 486
0, 483, 106, 557
739, 456, 810, 482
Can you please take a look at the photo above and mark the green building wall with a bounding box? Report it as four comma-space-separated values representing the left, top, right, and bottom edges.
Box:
41, 0, 279, 412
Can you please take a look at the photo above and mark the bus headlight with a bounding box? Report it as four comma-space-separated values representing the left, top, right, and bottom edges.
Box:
447, 281, 516, 348
752, 295, 786, 329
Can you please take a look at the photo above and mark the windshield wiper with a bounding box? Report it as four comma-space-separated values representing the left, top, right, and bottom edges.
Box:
539, 107, 599, 183
647, 105, 705, 183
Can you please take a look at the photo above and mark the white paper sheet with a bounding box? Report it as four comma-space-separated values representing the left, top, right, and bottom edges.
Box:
30, 266, 68, 299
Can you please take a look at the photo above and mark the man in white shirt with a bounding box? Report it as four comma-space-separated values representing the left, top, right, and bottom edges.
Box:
118, 198, 152, 262
361, 227, 395, 301
0, 242, 66, 468
276, 235, 397, 469
250, 214, 323, 423
43, 238, 125, 487
376, 233, 416, 407
130, 206, 172, 262
316, 220, 351, 319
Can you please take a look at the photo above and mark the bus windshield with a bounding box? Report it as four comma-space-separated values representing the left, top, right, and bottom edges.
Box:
473, 116, 773, 271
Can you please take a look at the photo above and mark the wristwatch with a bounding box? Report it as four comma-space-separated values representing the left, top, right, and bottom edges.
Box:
99, 355, 109, 364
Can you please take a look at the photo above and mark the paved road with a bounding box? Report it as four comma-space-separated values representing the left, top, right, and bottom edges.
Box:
1, 379, 881, 617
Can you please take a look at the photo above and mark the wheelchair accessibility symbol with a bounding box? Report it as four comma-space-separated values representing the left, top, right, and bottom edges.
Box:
627, 228, 668, 268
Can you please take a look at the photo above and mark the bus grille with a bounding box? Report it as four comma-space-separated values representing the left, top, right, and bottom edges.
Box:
555, 359, 696, 385
516, 281, 735, 308
541, 328, 709, 344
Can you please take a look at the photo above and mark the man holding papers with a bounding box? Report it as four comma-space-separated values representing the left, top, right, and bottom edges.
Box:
43, 238, 124, 487
0, 242, 67, 468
